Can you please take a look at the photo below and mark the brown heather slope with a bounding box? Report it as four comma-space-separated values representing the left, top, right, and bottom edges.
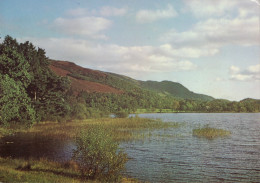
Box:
49, 60, 123, 95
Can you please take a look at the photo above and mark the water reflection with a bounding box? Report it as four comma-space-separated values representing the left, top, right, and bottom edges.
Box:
0, 133, 73, 162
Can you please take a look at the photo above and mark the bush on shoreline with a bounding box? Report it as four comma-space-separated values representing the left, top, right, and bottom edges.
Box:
72, 126, 128, 181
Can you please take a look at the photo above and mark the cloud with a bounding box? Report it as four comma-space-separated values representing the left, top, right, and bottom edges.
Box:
251, 0, 260, 6
99, 6, 127, 17
66, 6, 127, 17
52, 16, 112, 39
66, 8, 88, 17
20, 37, 197, 78
229, 64, 260, 81
215, 77, 225, 82
160, 16, 259, 52
136, 4, 178, 23
248, 64, 260, 73
230, 65, 240, 74
183, 0, 258, 18
159, 44, 219, 58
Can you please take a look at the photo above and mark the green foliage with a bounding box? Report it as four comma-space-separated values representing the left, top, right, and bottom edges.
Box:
0, 75, 35, 126
72, 126, 128, 181
71, 103, 88, 120
114, 111, 129, 118
0, 35, 71, 125
193, 125, 231, 139
0, 36, 32, 87
139, 80, 214, 101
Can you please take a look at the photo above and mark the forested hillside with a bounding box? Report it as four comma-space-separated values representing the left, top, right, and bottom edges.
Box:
0, 36, 259, 126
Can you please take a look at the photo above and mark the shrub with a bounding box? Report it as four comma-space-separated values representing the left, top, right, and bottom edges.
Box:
114, 111, 129, 118
71, 103, 87, 120
72, 126, 128, 181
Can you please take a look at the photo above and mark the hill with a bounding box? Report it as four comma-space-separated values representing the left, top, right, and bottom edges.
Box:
49, 60, 214, 101
50, 61, 123, 95
139, 80, 214, 101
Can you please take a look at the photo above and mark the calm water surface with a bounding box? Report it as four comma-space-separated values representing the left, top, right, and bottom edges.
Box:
123, 113, 260, 182
0, 113, 259, 182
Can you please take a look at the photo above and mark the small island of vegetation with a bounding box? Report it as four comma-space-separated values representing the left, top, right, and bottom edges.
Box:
193, 125, 231, 139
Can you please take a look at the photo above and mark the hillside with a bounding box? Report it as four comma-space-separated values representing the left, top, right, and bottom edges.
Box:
50, 62, 123, 95
139, 80, 214, 101
50, 60, 214, 101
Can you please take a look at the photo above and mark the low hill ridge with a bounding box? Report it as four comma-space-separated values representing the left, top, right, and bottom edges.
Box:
50, 60, 214, 101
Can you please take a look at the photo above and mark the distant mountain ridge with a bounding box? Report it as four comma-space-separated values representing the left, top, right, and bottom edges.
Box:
50, 60, 214, 101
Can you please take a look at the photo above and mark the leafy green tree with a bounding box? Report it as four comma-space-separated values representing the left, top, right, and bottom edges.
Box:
0, 36, 32, 87
0, 36, 35, 126
0, 75, 35, 126
17, 38, 71, 121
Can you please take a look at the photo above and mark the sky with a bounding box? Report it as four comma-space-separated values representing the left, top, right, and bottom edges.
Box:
0, 0, 259, 101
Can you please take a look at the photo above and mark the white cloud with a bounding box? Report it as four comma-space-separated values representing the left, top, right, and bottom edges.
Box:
66, 6, 127, 17
52, 17, 112, 39
66, 8, 88, 17
248, 64, 260, 73
251, 0, 260, 6
136, 4, 178, 23
230, 65, 240, 74
229, 64, 260, 81
183, 0, 258, 18
215, 77, 225, 82
20, 37, 197, 78
99, 6, 127, 16
160, 16, 259, 52
159, 44, 219, 58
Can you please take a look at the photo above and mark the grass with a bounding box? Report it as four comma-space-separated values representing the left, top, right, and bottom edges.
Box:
0, 157, 138, 183
193, 125, 231, 139
10, 117, 181, 142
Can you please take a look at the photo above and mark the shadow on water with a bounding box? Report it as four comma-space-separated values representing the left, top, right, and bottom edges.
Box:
0, 132, 74, 162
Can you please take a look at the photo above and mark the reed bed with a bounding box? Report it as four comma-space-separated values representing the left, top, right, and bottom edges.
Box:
193, 126, 231, 139
24, 117, 181, 142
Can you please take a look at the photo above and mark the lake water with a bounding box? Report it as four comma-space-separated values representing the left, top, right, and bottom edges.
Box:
123, 113, 260, 182
0, 113, 259, 182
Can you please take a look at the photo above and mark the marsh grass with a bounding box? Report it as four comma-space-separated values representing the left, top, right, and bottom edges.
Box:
14, 117, 181, 142
193, 125, 231, 139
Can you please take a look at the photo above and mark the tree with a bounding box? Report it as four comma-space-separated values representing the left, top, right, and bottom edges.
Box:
0, 75, 35, 126
0, 36, 35, 126
0, 36, 32, 87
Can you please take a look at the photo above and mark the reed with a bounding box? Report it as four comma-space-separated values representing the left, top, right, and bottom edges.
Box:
18, 117, 181, 142
193, 125, 231, 139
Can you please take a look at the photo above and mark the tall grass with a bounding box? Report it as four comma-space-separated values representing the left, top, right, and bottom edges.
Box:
193, 125, 231, 139
19, 117, 180, 142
